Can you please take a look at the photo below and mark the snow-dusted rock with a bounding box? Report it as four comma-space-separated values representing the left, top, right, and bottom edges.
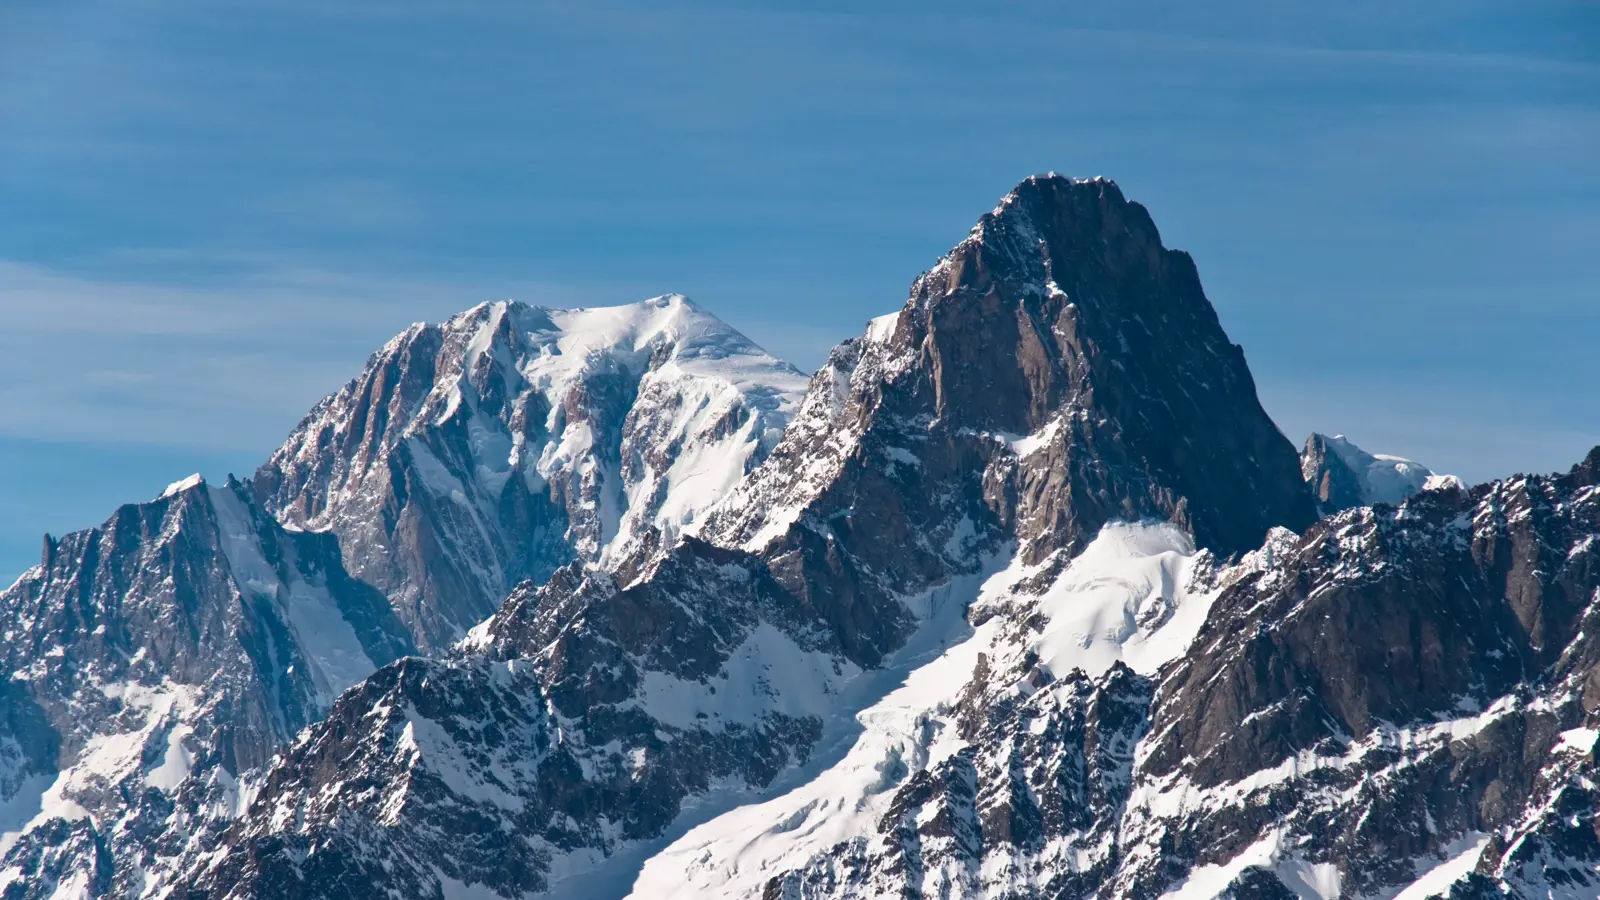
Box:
649, 449, 1600, 900
1301, 432, 1440, 514
6, 174, 1597, 900
253, 295, 807, 650
0, 477, 411, 896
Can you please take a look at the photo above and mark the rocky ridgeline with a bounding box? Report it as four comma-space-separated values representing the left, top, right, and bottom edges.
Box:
0, 477, 413, 896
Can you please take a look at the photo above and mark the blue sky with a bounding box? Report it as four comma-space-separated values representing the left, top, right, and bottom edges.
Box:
2, 0, 1597, 579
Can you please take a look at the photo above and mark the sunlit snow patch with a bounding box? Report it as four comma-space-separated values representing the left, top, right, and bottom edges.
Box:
160, 472, 204, 499
1019, 521, 1213, 678
627, 521, 1231, 899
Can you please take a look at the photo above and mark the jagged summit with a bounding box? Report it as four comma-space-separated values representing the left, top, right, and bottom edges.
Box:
252, 294, 807, 650
718, 173, 1316, 560
922, 174, 1159, 305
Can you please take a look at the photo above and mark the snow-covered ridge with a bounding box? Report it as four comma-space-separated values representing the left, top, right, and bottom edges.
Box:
160, 472, 203, 499
258, 294, 809, 647
512, 295, 807, 405
1327, 434, 1433, 505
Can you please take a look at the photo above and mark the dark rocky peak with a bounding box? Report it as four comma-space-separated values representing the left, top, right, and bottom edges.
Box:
899, 175, 1255, 434
714, 174, 1315, 569
1301, 431, 1444, 514
252, 296, 808, 650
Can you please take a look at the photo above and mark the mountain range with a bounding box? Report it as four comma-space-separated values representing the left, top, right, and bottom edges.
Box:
2, 175, 1595, 900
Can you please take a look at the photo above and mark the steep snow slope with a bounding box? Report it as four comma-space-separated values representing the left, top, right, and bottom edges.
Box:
634, 452, 1600, 900
254, 295, 807, 649
629, 522, 1291, 899
688, 451, 1600, 900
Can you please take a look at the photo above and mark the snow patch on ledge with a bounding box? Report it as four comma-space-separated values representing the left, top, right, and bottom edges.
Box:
635, 624, 862, 730
1554, 727, 1599, 755
1391, 833, 1491, 899
1025, 521, 1211, 678
160, 473, 204, 499
864, 311, 900, 344
1158, 828, 1342, 899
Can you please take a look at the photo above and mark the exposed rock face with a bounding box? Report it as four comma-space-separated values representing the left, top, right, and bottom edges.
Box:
253, 295, 807, 650
177, 175, 1323, 899
1300, 431, 1442, 514
1129, 447, 1600, 898
742, 662, 1161, 900
665, 451, 1600, 900
710, 175, 1317, 567
0, 477, 411, 896
188, 544, 842, 899
636, 521, 1296, 900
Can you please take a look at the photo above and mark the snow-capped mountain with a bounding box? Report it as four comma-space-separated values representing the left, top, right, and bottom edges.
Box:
0, 476, 412, 896
253, 295, 808, 650
2, 174, 1596, 900
1300, 432, 1454, 514
177, 174, 1333, 899
0, 295, 805, 899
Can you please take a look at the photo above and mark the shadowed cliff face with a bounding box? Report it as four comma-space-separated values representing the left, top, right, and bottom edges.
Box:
1124, 448, 1600, 898
1149, 448, 1600, 778
889, 175, 1317, 559
0, 477, 413, 896
705, 176, 1316, 650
